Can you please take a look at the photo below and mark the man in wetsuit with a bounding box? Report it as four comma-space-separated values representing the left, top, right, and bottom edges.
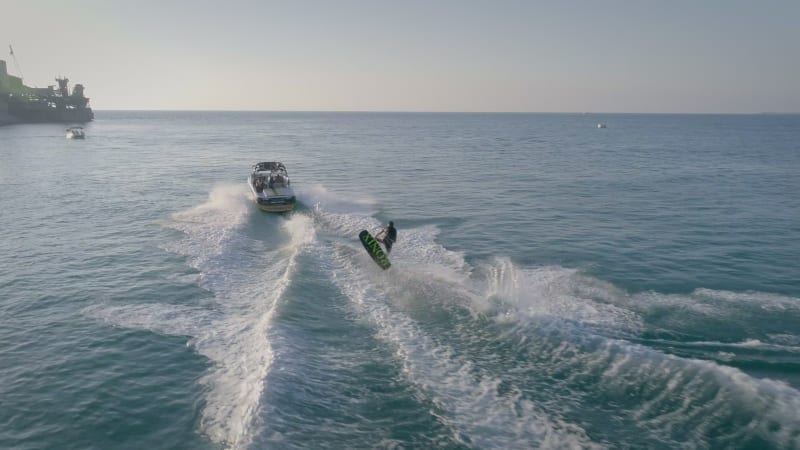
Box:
377, 221, 397, 254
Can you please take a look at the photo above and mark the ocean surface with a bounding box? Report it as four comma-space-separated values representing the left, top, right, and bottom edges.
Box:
1, 111, 799, 449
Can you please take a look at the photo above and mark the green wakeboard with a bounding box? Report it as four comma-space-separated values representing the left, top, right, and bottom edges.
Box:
359, 230, 391, 270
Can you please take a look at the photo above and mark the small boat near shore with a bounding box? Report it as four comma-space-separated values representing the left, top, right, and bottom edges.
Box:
66, 126, 85, 139
247, 162, 296, 212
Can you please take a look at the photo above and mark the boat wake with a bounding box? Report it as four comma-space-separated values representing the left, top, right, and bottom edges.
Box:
85, 184, 314, 449
310, 203, 800, 449
312, 208, 601, 448
85, 184, 800, 449
476, 260, 800, 448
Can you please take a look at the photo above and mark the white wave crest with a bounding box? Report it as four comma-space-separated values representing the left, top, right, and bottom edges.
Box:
483, 257, 643, 333
476, 258, 800, 448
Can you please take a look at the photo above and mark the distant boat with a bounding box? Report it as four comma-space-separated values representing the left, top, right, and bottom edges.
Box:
66, 126, 85, 139
597, 123, 607, 129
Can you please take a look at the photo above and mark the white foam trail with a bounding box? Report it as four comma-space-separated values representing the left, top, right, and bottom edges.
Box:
324, 242, 601, 449
483, 257, 643, 333
165, 184, 252, 294
86, 185, 314, 449
766, 333, 800, 346
312, 199, 800, 448
647, 338, 800, 353
171, 183, 252, 220
307, 205, 599, 446
87, 185, 797, 448
593, 341, 800, 448
624, 288, 800, 324
477, 258, 800, 448
693, 288, 800, 312
390, 225, 471, 280
282, 211, 316, 248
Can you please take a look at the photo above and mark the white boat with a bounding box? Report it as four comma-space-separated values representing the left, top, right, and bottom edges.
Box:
247, 162, 297, 212
66, 126, 85, 139
597, 123, 607, 129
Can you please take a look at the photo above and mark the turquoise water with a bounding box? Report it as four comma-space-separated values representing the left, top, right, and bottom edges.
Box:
1, 112, 799, 449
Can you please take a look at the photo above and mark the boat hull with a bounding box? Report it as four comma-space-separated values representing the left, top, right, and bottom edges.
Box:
255, 202, 296, 213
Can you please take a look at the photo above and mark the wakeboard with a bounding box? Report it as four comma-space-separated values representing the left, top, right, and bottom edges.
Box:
358, 230, 391, 270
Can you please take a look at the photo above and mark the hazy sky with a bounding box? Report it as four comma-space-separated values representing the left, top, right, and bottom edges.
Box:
2, 0, 798, 112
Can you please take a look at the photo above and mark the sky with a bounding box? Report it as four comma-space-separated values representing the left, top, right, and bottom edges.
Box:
2, 0, 799, 112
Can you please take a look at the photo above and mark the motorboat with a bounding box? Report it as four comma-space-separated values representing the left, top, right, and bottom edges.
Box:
66, 126, 85, 139
597, 123, 607, 129
247, 162, 297, 212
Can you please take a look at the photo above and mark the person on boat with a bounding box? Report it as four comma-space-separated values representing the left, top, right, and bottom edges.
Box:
376, 221, 397, 254
268, 176, 275, 189
255, 178, 264, 193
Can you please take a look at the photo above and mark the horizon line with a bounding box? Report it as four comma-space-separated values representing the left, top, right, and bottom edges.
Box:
93, 109, 800, 115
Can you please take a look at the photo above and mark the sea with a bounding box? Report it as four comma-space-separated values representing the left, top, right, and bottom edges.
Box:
1, 111, 799, 450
